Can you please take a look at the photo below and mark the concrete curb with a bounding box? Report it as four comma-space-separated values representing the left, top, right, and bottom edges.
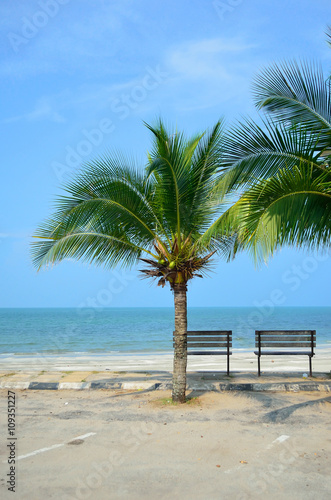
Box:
58, 382, 90, 390
0, 380, 330, 392
0, 381, 162, 391
28, 382, 59, 390
218, 382, 331, 392
154, 382, 331, 393
0, 381, 30, 390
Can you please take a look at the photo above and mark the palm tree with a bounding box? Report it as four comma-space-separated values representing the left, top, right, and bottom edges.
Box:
31, 120, 236, 403
219, 31, 331, 261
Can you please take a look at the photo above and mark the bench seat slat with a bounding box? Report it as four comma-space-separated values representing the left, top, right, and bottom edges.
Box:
256, 330, 315, 336
257, 342, 315, 348
254, 350, 313, 356
188, 351, 232, 356
174, 341, 231, 346
185, 331, 231, 336
187, 336, 230, 342
188, 344, 231, 348
257, 335, 314, 342
177, 342, 231, 348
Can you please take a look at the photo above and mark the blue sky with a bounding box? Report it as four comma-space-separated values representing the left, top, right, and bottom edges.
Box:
1, 0, 331, 308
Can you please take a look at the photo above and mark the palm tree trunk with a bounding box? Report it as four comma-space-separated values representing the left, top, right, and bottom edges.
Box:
172, 282, 187, 403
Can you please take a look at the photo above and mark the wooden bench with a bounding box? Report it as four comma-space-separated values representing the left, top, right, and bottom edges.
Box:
255, 330, 316, 376
174, 331, 232, 375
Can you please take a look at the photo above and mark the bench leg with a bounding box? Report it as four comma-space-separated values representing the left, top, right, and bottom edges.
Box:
258, 356, 261, 377
309, 356, 312, 377
227, 354, 229, 376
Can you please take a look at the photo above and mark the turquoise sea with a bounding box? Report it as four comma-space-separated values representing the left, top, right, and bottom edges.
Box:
0, 307, 330, 355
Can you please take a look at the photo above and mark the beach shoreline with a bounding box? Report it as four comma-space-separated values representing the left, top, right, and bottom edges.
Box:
1, 347, 330, 373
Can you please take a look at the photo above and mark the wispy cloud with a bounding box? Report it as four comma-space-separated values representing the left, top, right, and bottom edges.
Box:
166, 38, 256, 80
2, 67, 169, 124
0, 1, 146, 78
161, 37, 258, 113
2, 35, 258, 125
2, 98, 65, 124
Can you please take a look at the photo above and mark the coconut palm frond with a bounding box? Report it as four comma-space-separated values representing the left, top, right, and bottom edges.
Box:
326, 25, 331, 47
229, 164, 331, 262
31, 231, 144, 271
218, 41, 331, 264
218, 117, 323, 194
145, 119, 227, 242
252, 60, 331, 150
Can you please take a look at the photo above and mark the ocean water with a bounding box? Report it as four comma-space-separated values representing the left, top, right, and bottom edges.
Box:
0, 307, 330, 355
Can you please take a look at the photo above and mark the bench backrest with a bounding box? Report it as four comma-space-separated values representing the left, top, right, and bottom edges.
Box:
255, 330, 316, 353
173, 331, 232, 352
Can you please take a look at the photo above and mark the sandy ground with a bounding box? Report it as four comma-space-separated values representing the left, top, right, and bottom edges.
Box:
1, 348, 330, 373
0, 389, 331, 500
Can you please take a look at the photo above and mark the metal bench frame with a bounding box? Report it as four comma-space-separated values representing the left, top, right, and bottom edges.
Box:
174, 331, 232, 376
254, 330, 316, 376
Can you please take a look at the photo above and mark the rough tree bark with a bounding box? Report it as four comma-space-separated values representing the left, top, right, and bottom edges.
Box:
172, 282, 188, 403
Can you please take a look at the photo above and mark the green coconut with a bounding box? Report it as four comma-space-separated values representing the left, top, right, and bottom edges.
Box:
169, 261, 176, 269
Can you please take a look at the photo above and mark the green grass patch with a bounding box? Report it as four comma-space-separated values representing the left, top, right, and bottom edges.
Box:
0, 372, 16, 378
156, 396, 200, 407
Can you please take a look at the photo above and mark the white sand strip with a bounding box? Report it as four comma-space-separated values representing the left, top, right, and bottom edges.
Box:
0, 348, 330, 373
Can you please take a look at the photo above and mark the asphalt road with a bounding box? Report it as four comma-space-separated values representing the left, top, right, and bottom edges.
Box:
1, 389, 331, 500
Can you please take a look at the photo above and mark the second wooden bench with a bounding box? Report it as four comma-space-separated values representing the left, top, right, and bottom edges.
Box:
254, 330, 316, 376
